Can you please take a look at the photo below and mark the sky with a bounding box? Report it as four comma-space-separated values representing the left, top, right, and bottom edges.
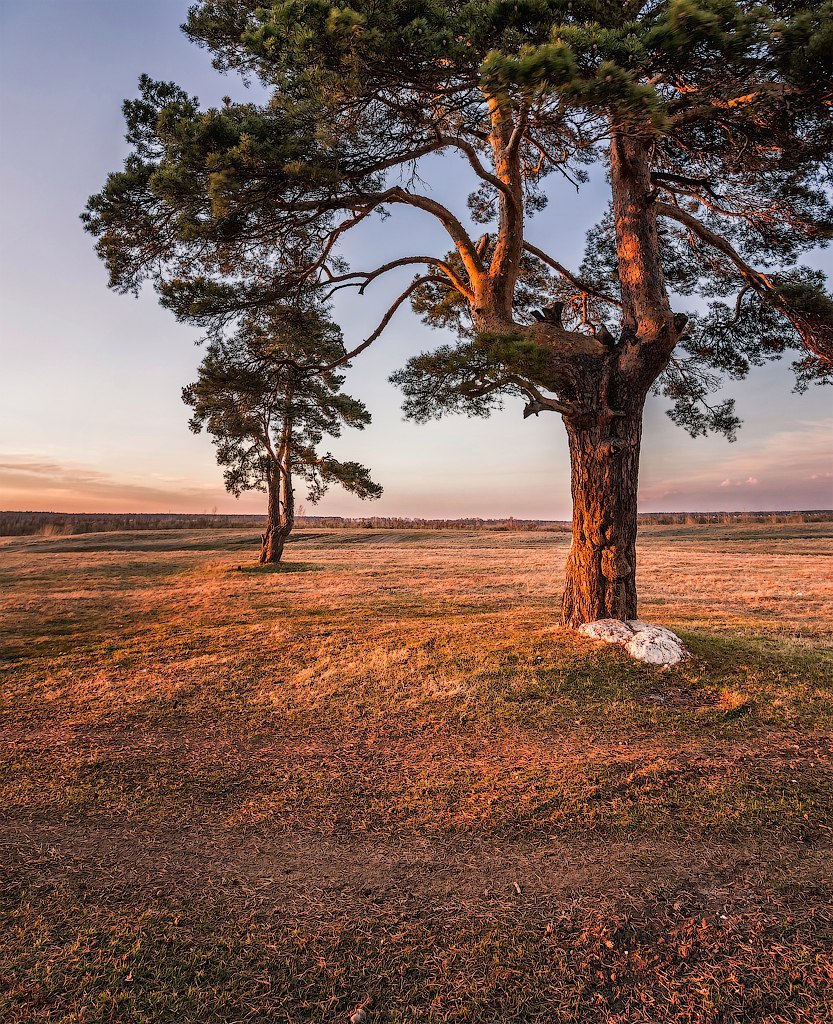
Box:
0, 0, 831, 519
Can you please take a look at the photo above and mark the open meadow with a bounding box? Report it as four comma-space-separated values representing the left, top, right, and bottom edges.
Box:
1, 523, 832, 1022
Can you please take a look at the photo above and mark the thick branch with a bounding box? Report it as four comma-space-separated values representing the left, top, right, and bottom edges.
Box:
384, 187, 483, 280
324, 256, 473, 301
265, 185, 483, 280
609, 134, 676, 375
650, 170, 718, 196
507, 101, 530, 156
483, 93, 525, 287
506, 376, 573, 415
435, 133, 514, 200
459, 374, 573, 416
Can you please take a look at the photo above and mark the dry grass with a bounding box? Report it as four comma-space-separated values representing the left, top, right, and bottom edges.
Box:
1, 524, 831, 1021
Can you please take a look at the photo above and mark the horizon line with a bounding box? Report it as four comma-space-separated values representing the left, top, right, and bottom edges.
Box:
4, 509, 832, 520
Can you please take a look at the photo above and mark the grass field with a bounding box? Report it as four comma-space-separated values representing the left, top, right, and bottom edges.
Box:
1, 524, 832, 1022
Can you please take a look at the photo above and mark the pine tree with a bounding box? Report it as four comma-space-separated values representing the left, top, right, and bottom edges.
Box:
85, 1, 832, 623
183, 304, 382, 563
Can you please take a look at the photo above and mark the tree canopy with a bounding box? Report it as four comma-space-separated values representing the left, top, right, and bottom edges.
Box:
85, 0, 833, 422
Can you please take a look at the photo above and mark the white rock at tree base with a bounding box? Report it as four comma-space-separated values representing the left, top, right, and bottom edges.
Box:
577, 618, 688, 666
625, 627, 687, 666
577, 619, 634, 644
627, 620, 681, 645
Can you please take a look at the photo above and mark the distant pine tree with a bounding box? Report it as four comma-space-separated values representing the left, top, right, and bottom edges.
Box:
183, 304, 381, 563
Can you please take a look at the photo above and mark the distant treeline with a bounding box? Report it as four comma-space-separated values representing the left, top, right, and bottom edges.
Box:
2, 509, 831, 537
312, 511, 833, 530
0, 512, 264, 537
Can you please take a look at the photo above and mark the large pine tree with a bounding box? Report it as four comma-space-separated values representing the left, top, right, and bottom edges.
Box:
85, 1, 832, 624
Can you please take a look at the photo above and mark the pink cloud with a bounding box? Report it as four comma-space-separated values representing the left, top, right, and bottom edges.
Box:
0, 454, 230, 514
640, 419, 833, 511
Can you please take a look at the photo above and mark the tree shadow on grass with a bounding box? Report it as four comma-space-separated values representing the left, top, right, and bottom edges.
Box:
17, 532, 261, 555
230, 561, 325, 575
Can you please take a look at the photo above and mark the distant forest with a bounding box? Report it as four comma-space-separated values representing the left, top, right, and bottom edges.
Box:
2, 509, 831, 537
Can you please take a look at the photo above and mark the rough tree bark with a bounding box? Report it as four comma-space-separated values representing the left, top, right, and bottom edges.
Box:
560, 367, 643, 626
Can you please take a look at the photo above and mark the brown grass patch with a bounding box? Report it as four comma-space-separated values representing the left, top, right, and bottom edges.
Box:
1, 525, 831, 1021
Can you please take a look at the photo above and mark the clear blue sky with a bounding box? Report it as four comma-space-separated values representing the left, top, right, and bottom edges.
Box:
1, 0, 830, 517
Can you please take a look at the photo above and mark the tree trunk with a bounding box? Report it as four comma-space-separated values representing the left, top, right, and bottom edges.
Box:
558, 132, 679, 627
560, 392, 643, 627
259, 525, 286, 564
259, 463, 293, 564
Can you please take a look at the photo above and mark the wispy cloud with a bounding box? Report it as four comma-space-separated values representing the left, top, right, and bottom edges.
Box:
0, 455, 230, 513
719, 476, 759, 488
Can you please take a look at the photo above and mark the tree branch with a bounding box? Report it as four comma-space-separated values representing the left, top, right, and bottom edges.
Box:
507, 101, 530, 157
261, 185, 482, 277
384, 187, 483, 279
297, 206, 379, 283
650, 170, 719, 196
458, 373, 573, 416
434, 133, 514, 199
523, 241, 622, 307
655, 202, 775, 293
323, 256, 473, 301
315, 275, 444, 373
506, 376, 573, 415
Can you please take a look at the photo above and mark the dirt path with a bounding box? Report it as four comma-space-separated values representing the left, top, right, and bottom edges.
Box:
4, 819, 830, 923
